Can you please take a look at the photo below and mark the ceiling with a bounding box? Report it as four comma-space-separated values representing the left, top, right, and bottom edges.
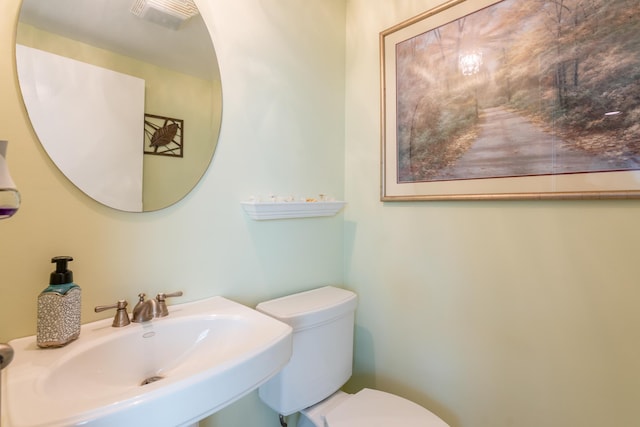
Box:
17, 0, 218, 81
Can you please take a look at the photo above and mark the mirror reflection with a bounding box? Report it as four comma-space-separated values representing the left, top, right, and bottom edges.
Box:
16, 0, 222, 212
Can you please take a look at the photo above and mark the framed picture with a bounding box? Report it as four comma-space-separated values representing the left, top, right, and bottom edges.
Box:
380, 0, 640, 200
143, 114, 184, 158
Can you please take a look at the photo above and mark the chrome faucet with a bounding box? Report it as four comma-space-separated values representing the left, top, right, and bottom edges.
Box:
132, 291, 183, 323
132, 293, 159, 323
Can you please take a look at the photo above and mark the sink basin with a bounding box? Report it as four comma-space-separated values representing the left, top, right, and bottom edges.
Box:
2, 296, 292, 427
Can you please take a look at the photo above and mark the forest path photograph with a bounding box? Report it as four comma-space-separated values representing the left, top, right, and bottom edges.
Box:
431, 106, 640, 181
394, 0, 640, 184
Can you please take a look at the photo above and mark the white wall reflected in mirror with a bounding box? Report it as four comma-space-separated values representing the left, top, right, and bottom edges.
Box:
17, 45, 145, 212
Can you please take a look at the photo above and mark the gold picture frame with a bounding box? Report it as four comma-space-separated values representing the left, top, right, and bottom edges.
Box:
381, 0, 640, 201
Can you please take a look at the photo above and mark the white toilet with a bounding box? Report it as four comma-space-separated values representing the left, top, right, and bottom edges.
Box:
256, 286, 450, 427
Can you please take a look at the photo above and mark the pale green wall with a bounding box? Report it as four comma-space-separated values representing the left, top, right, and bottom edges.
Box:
2, 1, 640, 427
16, 23, 221, 211
344, 1, 640, 427
0, 1, 344, 426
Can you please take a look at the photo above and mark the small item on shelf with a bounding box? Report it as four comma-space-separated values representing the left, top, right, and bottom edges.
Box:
248, 194, 336, 203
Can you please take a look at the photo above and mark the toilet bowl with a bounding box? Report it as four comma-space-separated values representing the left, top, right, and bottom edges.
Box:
298, 389, 449, 427
256, 286, 449, 427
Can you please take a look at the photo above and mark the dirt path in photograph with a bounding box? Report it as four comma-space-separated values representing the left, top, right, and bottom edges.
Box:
431, 106, 639, 181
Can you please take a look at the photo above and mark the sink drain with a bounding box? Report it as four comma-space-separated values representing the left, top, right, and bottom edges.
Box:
140, 375, 164, 386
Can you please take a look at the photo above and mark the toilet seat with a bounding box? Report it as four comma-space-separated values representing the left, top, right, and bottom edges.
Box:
324, 388, 449, 427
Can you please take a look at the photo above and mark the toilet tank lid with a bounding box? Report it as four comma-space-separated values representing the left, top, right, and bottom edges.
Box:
256, 286, 357, 331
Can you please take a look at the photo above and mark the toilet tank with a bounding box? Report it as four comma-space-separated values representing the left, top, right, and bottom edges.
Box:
256, 286, 358, 416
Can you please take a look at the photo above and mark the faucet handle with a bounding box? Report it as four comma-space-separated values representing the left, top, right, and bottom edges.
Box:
155, 291, 183, 317
95, 299, 130, 327
156, 291, 183, 300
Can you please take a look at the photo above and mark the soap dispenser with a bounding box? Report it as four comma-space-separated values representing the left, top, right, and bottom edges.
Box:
37, 256, 81, 348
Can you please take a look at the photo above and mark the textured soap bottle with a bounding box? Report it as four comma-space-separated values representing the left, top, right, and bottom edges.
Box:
37, 256, 81, 348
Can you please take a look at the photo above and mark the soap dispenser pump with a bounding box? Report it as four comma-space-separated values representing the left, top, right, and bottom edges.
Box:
37, 256, 81, 348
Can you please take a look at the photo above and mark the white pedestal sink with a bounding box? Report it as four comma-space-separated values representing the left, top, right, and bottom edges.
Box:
1, 296, 292, 427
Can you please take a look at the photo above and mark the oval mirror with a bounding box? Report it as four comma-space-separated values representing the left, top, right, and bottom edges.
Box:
15, 0, 222, 212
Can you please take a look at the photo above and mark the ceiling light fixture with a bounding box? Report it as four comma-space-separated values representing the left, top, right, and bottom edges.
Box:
130, 0, 199, 30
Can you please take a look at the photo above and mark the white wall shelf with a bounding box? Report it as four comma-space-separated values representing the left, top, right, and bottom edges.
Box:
241, 201, 346, 220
